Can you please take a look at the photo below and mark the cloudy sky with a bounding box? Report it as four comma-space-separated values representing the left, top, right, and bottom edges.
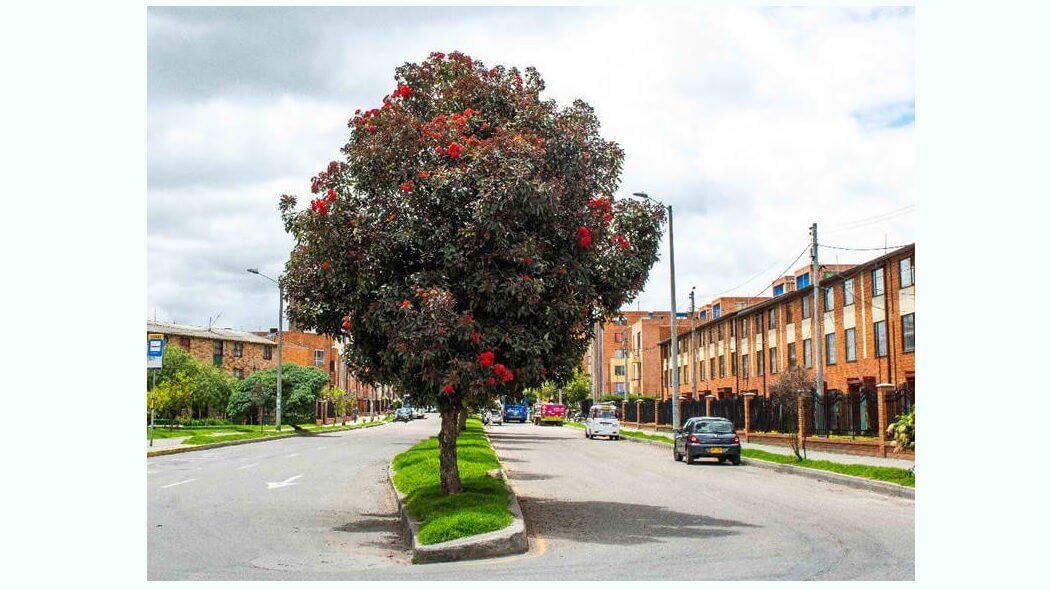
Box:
147, 5, 914, 332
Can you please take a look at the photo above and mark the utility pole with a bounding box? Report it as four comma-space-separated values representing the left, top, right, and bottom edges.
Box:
689, 287, 697, 401
668, 205, 681, 430
811, 222, 824, 434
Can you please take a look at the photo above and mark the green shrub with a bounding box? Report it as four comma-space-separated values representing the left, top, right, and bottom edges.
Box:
887, 407, 915, 452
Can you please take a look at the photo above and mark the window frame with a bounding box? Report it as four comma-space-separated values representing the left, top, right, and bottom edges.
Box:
769, 347, 778, 374
902, 313, 915, 352
844, 278, 855, 306
803, 338, 812, 369
823, 287, 834, 311
802, 295, 812, 320
314, 349, 325, 367
845, 327, 857, 362
825, 333, 836, 365
233, 342, 243, 358
874, 320, 888, 357
742, 353, 749, 378
872, 267, 885, 297
788, 343, 797, 370
899, 257, 914, 288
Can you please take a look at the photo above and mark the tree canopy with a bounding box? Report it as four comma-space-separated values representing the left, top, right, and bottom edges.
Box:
279, 51, 665, 493
225, 363, 329, 425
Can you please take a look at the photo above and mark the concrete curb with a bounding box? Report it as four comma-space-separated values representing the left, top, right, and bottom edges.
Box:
614, 429, 914, 500
145, 420, 392, 458
387, 465, 528, 564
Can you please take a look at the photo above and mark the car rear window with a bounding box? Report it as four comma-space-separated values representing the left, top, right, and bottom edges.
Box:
694, 421, 734, 433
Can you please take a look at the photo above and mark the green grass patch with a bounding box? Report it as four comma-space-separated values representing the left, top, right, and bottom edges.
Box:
619, 429, 674, 443
391, 418, 512, 545
148, 416, 393, 443
741, 448, 915, 487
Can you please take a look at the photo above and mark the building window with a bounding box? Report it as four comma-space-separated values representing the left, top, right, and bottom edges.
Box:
263, 345, 273, 360
233, 368, 244, 380
786, 303, 793, 324
769, 347, 778, 374
614, 383, 626, 393
714, 304, 721, 319
874, 321, 888, 357
755, 313, 764, 333
233, 342, 243, 358
872, 267, 885, 297
729, 321, 735, 339
802, 295, 812, 319
700, 310, 707, 320
788, 343, 797, 370
797, 272, 810, 289
212, 340, 224, 367
844, 278, 855, 306
178, 337, 190, 349
699, 360, 705, 380
742, 354, 749, 378
614, 365, 625, 376
636, 332, 641, 351
769, 308, 777, 329
742, 318, 749, 337
902, 313, 915, 352
614, 349, 625, 359
756, 351, 765, 376
330, 360, 336, 372
774, 284, 785, 297
900, 257, 914, 287
717, 324, 724, 341
845, 328, 857, 362
731, 353, 737, 376
824, 287, 834, 311
314, 349, 325, 367
719, 355, 725, 378
614, 332, 624, 343
826, 333, 836, 365
803, 338, 812, 368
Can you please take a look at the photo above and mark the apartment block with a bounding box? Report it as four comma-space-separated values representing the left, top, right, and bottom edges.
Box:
148, 321, 277, 380
659, 244, 915, 399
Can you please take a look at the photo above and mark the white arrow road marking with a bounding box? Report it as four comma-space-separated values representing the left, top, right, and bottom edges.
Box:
267, 475, 303, 490
161, 479, 195, 489
237, 463, 258, 470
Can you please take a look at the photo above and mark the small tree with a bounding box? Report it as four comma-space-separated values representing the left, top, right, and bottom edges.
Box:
280, 52, 665, 494
768, 368, 814, 461
148, 370, 193, 423
225, 363, 330, 425
887, 406, 914, 452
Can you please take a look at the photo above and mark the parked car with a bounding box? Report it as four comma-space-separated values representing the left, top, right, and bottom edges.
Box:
488, 410, 503, 425
412, 407, 425, 419
394, 407, 413, 422
585, 403, 620, 440
673, 417, 741, 465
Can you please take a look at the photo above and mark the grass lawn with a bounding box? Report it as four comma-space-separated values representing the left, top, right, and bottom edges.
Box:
147, 416, 392, 444
391, 418, 512, 545
598, 424, 914, 488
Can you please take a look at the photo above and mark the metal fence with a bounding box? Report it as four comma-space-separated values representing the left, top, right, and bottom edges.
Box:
624, 401, 638, 422
639, 400, 656, 423
885, 385, 915, 423
710, 397, 746, 430
749, 395, 799, 434
808, 389, 880, 438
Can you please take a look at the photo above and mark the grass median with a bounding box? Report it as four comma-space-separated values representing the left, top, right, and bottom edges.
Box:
391, 417, 512, 545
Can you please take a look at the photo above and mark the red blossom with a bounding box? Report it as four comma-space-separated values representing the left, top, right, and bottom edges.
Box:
327, 188, 337, 202
577, 226, 592, 249
400, 180, 415, 193
321, 261, 330, 271
396, 85, 413, 98
342, 320, 351, 330
489, 67, 498, 76
419, 170, 429, 179
523, 274, 530, 281
501, 370, 514, 383
471, 331, 480, 345
311, 180, 320, 194
524, 256, 533, 265
493, 363, 507, 376
479, 351, 495, 367
486, 377, 496, 386
435, 146, 445, 155
615, 234, 631, 252
447, 142, 464, 160
368, 124, 377, 133
444, 384, 454, 394
432, 51, 445, 60
401, 299, 411, 309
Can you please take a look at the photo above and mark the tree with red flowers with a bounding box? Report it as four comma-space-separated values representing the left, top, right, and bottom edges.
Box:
279, 51, 665, 494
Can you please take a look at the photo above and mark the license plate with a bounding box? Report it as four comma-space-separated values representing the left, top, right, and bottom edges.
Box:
709, 447, 722, 454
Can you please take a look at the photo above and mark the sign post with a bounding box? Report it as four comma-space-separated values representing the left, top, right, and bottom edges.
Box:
147, 334, 165, 447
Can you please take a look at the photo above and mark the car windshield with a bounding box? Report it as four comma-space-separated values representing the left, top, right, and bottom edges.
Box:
694, 421, 734, 434
593, 410, 616, 419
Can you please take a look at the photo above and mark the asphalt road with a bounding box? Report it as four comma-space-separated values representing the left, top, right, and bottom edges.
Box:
147, 417, 914, 581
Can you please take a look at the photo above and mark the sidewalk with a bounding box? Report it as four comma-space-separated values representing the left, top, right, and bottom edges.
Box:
620, 423, 915, 470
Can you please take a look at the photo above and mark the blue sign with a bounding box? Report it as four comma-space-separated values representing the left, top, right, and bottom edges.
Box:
147, 334, 165, 369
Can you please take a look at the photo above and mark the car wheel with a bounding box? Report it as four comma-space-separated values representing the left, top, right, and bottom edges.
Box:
717, 457, 727, 463
685, 453, 695, 465
731, 455, 742, 466
673, 447, 683, 462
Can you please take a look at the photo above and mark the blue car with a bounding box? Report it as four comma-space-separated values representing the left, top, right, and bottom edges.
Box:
502, 404, 529, 423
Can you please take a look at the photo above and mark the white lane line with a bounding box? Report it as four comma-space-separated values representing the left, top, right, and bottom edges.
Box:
267, 475, 303, 490
161, 479, 196, 489
285, 453, 300, 458
237, 463, 259, 470
315, 446, 327, 451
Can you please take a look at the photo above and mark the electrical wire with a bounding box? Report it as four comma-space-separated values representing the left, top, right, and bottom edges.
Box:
821, 243, 912, 252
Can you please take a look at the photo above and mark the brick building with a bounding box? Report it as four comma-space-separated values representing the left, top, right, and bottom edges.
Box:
583, 310, 679, 397
147, 321, 277, 380
659, 244, 915, 399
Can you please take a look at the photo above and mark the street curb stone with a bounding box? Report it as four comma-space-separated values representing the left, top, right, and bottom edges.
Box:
615, 429, 914, 500
387, 464, 528, 564
145, 420, 392, 458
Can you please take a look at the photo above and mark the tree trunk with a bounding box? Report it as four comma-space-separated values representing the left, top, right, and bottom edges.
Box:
438, 407, 463, 495
458, 406, 468, 432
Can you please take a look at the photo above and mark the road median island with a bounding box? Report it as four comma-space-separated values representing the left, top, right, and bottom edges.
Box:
388, 417, 527, 564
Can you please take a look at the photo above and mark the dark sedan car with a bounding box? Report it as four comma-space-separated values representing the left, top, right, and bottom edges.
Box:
673, 417, 742, 465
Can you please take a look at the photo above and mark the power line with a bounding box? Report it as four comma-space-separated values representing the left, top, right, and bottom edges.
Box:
821, 243, 912, 252
698, 242, 810, 301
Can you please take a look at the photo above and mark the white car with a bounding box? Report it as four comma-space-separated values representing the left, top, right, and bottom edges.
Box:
585, 403, 620, 440
488, 410, 503, 425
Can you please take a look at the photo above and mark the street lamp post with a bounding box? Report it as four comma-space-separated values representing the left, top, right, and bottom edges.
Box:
616, 315, 630, 406
631, 192, 680, 431
247, 268, 283, 432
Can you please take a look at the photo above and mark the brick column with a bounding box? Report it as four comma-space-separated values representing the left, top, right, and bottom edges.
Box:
654, 400, 661, 427
798, 394, 812, 449
636, 400, 643, 424
742, 393, 755, 441
705, 395, 713, 417
877, 383, 893, 457
622, 400, 628, 424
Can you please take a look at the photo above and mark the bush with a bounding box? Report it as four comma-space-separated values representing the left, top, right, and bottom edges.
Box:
178, 418, 231, 427
887, 407, 915, 452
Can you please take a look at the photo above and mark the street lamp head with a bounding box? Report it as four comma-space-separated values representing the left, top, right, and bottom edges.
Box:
632, 191, 649, 199
247, 268, 259, 275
